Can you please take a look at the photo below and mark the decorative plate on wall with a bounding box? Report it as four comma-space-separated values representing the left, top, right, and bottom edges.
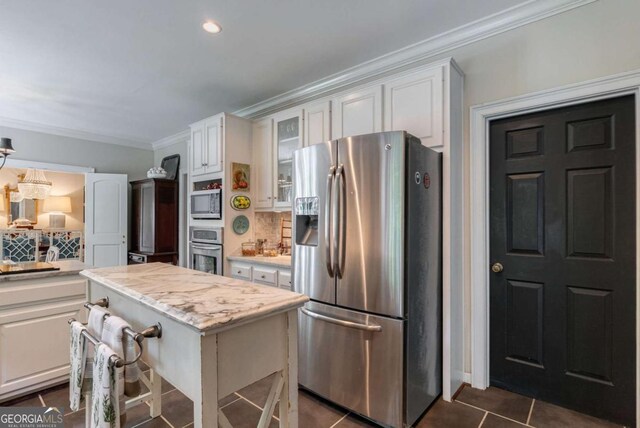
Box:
232, 215, 250, 235
231, 195, 251, 210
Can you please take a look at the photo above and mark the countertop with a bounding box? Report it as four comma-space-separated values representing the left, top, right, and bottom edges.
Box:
0, 260, 89, 283
226, 253, 292, 269
80, 263, 308, 333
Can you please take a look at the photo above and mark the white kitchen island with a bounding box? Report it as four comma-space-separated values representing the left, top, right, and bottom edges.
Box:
81, 262, 308, 428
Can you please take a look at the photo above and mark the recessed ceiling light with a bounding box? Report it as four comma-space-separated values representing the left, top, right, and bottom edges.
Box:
202, 21, 222, 34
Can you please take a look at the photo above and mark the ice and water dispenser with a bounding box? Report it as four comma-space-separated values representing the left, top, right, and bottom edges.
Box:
294, 197, 319, 247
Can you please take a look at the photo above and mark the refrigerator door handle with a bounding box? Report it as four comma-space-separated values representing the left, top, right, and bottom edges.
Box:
300, 308, 383, 332
325, 165, 336, 278
335, 164, 346, 278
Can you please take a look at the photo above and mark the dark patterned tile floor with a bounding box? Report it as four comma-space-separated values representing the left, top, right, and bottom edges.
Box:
1, 381, 625, 427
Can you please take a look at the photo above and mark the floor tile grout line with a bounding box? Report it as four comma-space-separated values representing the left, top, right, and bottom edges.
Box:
455, 400, 532, 427
233, 392, 279, 422
526, 399, 535, 426
233, 392, 264, 412
329, 412, 350, 428
160, 415, 175, 428
38, 394, 45, 407
477, 411, 489, 428
220, 396, 242, 410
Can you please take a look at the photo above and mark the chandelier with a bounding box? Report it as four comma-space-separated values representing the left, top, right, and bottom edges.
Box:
18, 169, 52, 200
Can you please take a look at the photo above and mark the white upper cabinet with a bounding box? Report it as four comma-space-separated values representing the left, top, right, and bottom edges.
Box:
272, 108, 303, 209
304, 100, 331, 146
189, 114, 223, 177
332, 85, 382, 139
204, 116, 223, 172
252, 118, 274, 208
190, 125, 206, 176
384, 66, 444, 149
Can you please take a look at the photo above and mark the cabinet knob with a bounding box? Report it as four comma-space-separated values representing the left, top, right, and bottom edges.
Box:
237, 270, 241, 274
261, 275, 266, 279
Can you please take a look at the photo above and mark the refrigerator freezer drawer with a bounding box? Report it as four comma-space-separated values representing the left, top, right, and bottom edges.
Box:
299, 301, 404, 427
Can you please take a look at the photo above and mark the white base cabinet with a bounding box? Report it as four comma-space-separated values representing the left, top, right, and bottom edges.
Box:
0, 274, 87, 402
229, 261, 291, 291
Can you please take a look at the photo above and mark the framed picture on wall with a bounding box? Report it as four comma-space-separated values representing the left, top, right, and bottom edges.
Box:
231, 162, 250, 191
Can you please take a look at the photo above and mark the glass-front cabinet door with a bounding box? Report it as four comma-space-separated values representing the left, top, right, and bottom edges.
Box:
273, 108, 303, 208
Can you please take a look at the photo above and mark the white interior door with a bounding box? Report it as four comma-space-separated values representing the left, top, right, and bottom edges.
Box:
84, 173, 128, 267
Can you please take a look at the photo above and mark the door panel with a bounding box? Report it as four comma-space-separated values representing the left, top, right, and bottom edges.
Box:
332, 86, 382, 139
292, 141, 336, 304
298, 301, 403, 428
252, 118, 273, 208
85, 173, 128, 267
336, 131, 405, 318
489, 95, 635, 426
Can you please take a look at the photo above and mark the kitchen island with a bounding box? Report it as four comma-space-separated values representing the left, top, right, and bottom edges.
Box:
81, 262, 308, 428
0, 260, 89, 402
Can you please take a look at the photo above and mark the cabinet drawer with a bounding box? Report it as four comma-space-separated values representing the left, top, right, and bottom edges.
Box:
0, 276, 86, 309
231, 264, 252, 280
278, 270, 292, 290
253, 267, 277, 286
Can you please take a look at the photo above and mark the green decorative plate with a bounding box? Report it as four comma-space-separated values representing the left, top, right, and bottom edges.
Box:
231, 194, 251, 210
232, 215, 250, 235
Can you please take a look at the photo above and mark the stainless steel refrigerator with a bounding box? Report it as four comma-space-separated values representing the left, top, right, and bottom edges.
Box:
292, 131, 442, 428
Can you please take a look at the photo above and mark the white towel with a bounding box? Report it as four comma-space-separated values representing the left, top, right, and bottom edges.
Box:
91, 343, 120, 428
85, 306, 110, 386
69, 321, 87, 411
101, 316, 141, 397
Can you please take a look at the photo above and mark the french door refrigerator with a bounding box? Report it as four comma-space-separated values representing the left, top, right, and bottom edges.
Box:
292, 131, 442, 428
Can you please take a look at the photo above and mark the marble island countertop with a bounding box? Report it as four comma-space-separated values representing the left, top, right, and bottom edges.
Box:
226, 253, 292, 268
0, 260, 89, 282
80, 263, 308, 333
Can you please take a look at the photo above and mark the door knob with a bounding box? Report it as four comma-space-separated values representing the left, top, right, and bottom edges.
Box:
491, 262, 504, 273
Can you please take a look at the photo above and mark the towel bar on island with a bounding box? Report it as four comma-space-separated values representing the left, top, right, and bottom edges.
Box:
68, 296, 162, 368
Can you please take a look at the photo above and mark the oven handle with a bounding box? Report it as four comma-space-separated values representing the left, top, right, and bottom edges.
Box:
190, 244, 222, 252
300, 308, 382, 332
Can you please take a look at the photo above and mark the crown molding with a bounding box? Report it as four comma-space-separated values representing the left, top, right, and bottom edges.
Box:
233, 0, 596, 119
0, 115, 153, 151
151, 129, 190, 150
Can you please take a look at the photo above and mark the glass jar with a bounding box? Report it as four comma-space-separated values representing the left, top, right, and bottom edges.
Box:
241, 242, 256, 257
263, 243, 279, 257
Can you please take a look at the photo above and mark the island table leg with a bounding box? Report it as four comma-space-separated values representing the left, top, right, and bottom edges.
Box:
280, 309, 299, 428
194, 333, 219, 428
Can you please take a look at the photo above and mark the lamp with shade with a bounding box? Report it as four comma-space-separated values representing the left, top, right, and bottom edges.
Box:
42, 196, 71, 229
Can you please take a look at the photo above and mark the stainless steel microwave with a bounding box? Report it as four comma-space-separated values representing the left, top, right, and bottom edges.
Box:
190, 189, 222, 219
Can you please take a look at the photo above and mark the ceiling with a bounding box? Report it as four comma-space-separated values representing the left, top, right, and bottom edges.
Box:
0, 0, 527, 146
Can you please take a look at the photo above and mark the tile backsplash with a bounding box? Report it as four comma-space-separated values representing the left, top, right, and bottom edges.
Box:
254, 211, 292, 244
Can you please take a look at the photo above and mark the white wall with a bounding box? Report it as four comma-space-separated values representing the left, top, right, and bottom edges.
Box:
150, 0, 640, 374
0, 126, 153, 180
431, 0, 640, 373
153, 140, 187, 169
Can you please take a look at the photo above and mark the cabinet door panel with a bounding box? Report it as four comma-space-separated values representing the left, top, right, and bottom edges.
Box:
205, 116, 223, 173
273, 109, 303, 209
253, 119, 274, 208
332, 86, 382, 138
190, 125, 206, 176
0, 300, 84, 397
304, 101, 331, 146
384, 67, 444, 149
139, 182, 155, 253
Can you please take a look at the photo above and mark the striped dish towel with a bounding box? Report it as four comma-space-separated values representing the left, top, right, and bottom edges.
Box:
91, 343, 120, 428
69, 321, 87, 412
101, 316, 141, 398
85, 306, 110, 389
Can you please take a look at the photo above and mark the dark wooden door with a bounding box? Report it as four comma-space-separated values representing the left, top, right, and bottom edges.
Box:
490, 95, 636, 426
